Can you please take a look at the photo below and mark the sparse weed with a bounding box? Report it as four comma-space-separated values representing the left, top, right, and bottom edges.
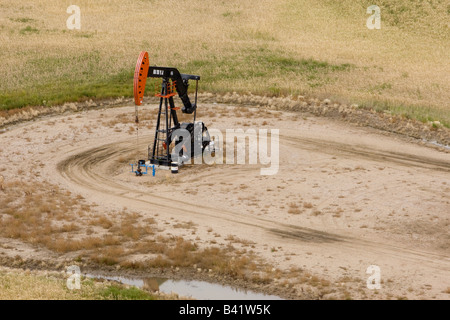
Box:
288, 202, 302, 215
303, 202, 313, 209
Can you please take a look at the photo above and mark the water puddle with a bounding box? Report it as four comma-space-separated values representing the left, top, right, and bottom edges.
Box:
86, 274, 283, 300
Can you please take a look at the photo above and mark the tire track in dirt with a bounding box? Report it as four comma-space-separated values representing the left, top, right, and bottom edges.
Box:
57, 141, 346, 244
56, 137, 450, 275
281, 135, 450, 172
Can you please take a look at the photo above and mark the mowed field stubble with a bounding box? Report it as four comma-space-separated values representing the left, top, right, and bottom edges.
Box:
0, 0, 449, 126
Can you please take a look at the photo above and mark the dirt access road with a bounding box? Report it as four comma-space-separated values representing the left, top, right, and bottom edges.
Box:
0, 102, 449, 299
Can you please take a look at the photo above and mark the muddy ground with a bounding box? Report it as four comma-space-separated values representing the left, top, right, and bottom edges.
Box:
0, 95, 449, 300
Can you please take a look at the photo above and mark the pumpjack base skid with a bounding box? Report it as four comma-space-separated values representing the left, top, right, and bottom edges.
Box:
150, 158, 172, 167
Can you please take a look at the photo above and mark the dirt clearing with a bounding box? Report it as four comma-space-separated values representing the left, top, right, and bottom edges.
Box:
0, 102, 449, 300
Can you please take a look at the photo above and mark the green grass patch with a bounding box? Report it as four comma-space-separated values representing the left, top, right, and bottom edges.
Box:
0, 49, 135, 110
185, 48, 354, 93
368, 82, 393, 94
0, 267, 157, 300
0, 48, 354, 110
0, 68, 133, 110
20, 25, 39, 34
222, 10, 242, 19
74, 32, 96, 39
99, 285, 155, 300
11, 18, 35, 23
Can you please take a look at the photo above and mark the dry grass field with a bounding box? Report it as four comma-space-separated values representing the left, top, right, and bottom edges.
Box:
0, 0, 449, 126
0, 0, 449, 301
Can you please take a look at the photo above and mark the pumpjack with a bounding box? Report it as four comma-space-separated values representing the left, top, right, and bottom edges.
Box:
133, 51, 214, 172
